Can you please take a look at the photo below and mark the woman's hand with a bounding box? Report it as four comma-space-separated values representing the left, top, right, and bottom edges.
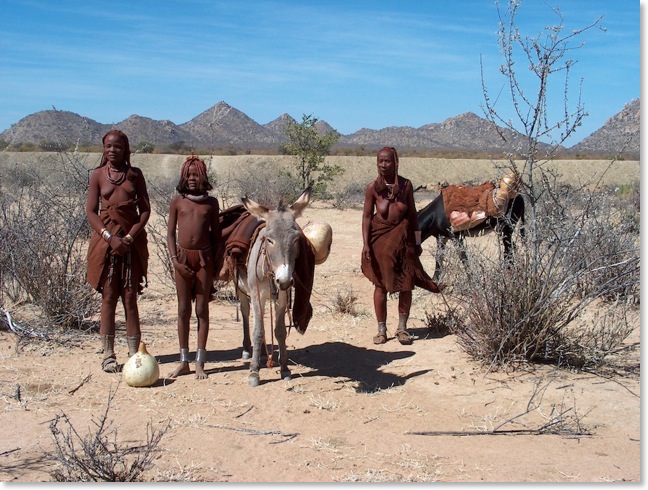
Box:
109, 235, 130, 255
362, 244, 371, 262
173, 260, 195, 279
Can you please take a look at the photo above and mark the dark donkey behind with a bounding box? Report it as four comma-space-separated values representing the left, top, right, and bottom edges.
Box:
417, 181, 525, 281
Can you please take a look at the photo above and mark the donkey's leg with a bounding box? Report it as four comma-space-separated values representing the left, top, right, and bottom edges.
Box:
248, 295, 265, 387
500, 225, 515, 268
237, 289, 252, 360
433, 236, 449, 282
275, 292, 291, 381
456, 236, 471, 274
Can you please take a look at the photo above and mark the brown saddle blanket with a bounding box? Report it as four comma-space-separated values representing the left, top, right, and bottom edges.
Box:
441, 182, 501, 232
216, 204, 263, 282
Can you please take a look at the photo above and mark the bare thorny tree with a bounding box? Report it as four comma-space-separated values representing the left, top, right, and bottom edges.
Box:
0, 149, 99, 336
49, 384, 169, 482
481, 0, 605, 252
435, 0, 640, 371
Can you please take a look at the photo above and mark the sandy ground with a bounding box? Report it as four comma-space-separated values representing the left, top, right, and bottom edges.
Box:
0, 195, 641, 483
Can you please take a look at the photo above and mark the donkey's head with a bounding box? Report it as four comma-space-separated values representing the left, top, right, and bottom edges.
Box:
242, 187, 311, 290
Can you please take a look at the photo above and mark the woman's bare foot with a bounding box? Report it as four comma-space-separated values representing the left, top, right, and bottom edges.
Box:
168, 361, 191, 378
195, 362, 208, 380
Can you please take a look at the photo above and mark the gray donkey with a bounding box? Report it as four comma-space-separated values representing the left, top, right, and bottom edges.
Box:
238, 187, 313, 387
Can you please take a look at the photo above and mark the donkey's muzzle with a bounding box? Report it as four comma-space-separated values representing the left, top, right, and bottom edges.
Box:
273, 264, 294, 291
274, 276, 294, 291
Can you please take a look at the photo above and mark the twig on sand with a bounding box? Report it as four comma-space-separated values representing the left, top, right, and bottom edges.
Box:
206, 424, 298, 443
68, 374, 93, 395
0, 447, 21, 457
406, 428, 592, 437
234, 406, 254, 418
1, 305, 50, 340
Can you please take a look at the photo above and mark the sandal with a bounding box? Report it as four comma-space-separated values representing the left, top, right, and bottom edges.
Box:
395, 329, 413, 345
373, 331, 388, 344
102, 356, 119, 373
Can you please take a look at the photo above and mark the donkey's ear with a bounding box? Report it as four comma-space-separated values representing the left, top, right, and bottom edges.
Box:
290, 186, 311, 218
242, 196, 270, 221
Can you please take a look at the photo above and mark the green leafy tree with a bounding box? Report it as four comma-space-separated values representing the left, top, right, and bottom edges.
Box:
283, 113, 343, 199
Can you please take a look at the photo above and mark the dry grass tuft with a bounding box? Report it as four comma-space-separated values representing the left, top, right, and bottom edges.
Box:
331, 288, 360, 316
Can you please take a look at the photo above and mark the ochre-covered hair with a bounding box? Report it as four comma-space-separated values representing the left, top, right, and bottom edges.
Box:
99, 129, 131, 167
374, 146, 400, 198
176, 155, 213, 194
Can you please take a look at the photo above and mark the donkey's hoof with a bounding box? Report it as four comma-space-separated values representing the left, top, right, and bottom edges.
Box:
248, 372, 260, 387
242, 350, 251, 360
280, 370, 292, 381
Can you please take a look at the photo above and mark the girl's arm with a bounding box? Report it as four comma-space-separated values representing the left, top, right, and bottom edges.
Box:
166, 197, 179, 261
210, 198, 221, 246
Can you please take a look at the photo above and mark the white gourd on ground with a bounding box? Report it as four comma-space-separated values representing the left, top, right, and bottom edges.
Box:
122, 342, 160, 387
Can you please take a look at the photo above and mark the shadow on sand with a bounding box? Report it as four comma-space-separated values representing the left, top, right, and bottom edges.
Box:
151, 327, 453, 389
288, 341, 427, 393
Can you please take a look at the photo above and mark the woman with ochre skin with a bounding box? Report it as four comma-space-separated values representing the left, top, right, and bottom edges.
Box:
361, 146, 441, 345
86, 130, 150, 372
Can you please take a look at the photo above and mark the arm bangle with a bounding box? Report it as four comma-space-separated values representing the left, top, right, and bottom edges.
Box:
101, 229, 112, 242
124, 234, 134, 244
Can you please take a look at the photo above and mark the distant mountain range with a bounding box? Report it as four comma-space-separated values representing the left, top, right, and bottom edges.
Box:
0, 98, 639, 158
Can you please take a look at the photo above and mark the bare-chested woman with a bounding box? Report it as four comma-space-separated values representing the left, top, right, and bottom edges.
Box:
86, 130, 150, 373
361, 146, 441, 345
166, 156, 221, 379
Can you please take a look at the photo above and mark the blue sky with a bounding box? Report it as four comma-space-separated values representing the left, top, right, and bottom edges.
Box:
1, 0, 639, 146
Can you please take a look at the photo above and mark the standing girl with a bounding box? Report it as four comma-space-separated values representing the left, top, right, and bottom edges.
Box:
167, 156, 221, 379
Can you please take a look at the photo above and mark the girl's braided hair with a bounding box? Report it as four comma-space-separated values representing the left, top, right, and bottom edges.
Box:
176, 155, 213, 194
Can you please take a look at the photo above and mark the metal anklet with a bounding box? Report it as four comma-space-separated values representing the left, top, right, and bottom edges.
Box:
195, 348, 207, 363
179, 348, 190, 363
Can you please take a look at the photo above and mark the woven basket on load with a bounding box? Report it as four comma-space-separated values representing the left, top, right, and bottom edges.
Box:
300, 221, 333, 265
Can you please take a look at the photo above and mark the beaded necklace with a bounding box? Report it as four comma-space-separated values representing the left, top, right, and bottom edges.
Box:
106, 164, 127, 185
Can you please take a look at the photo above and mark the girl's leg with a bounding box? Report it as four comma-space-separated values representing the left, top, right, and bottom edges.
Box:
193, 263, 213, 379
169, 274, 193, 378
